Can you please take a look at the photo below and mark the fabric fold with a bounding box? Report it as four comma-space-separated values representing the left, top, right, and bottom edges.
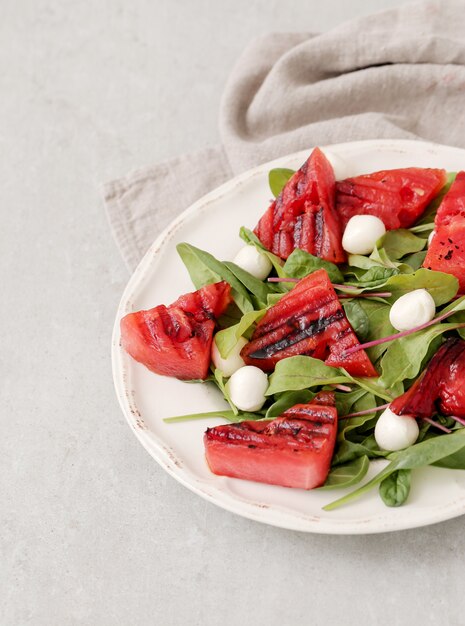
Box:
104, 0, 465, 271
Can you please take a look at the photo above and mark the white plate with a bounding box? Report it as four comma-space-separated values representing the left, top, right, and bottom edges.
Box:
112, 139, 465, 534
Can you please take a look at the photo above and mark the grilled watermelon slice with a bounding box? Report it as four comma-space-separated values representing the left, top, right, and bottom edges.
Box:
423, 172, 465, 292
391, 338, 465, 419
336, 167, 447, 230
204, 392, 338, 489
254, 148, 345, 263
120, 281, 232, 380
240, 269, 377, 377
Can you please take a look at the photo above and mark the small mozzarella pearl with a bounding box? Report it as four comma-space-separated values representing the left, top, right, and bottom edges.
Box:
321, 150, 352, 180
389, 289, 436, 332
211, 336, 248, 378
226, 366, 268, 412
428, 230, 435, 247
375, 407, 419, 452
342, 215, 386, 255
233, 245, 272, 280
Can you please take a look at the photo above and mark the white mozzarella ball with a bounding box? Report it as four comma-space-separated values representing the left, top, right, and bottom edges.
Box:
342, 215, 386, 255
226, 366, 268, 412
233, 245, 272, 280
428, 230, 436, 247
374, 407, 419, 452
389, 289, 436, 332
212, 336, 248, 377
321, 150, 353, 180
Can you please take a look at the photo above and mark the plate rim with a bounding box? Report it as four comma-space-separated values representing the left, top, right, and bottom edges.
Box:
112, 138, 465, 534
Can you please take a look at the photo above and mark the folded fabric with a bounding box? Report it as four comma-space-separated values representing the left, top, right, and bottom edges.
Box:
103, 0, 465, 271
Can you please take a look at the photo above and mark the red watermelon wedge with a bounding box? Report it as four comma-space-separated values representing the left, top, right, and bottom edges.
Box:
254, 148, 345, 263
423, 172, 465, 292
120, 282, 232, 380
240, 269, 377, 377
336, 167, 446, 230
204, 391, 338, 490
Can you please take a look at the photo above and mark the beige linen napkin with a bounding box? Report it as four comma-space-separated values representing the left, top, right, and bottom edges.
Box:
104, 0, 465, 271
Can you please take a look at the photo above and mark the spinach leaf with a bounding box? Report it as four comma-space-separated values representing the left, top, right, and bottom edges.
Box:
223, 261, 274, 308
324, 428, 465, 510
346, 266, 398, 290
265, 390, 315, 418
379, 229, 426, 260
402, 250, 427, 271
334, 388, 368, 417
337, 392, 377, 440
283, 249, 343, 283
215, 309, 265, 358
433, 441, 465, 469
385, 268, 458, 305
319, 456, 370, 491
266, 356, 349, 395
212, 368, 239, 414
177, 243, 254, 313
380, 322, 465, 387
347, 255, 384, 271
351, 300, 394, 361
269, 168, 295, 197
164, 410, 258, 424
239, 227, 285, 277
379, 469, 411, 507
343, 299, 370, 341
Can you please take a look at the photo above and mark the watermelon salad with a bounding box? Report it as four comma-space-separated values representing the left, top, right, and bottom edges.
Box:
120, 147, 465, 510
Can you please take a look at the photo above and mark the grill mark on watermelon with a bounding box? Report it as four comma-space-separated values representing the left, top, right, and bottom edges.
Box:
247, 310, 344, 359
313, 206, 324, 256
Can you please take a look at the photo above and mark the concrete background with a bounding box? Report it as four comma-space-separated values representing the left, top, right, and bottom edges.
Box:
2, 1, 463, 625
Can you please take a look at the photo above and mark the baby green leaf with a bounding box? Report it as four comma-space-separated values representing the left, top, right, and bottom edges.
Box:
385, 268, 459, 305
324, 428, 465, 510
164, 410, 258, 424
380, 322, 464, 387
177, 243, 254, 313
343, 300, 370, 341
215, 309, 266, 358
266, 356, 349, 395
379, 469, 411, 507
212, 368, 239, 414
319, 456, 370, 491
283, 249, 343, 283
223, 261, 274, 308
268, 168, 295, 197
379, 229, 426, 260
265, 390, 315, 418
239, 227, 285, 277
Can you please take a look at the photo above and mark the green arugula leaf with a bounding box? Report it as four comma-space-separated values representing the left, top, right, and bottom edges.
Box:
268, 168, 295, 197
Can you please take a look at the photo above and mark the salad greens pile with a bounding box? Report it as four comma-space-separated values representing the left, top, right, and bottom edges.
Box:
165, 168, 465, 510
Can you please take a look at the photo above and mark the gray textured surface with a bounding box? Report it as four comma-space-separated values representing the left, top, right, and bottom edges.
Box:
2, 1, 464, 625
